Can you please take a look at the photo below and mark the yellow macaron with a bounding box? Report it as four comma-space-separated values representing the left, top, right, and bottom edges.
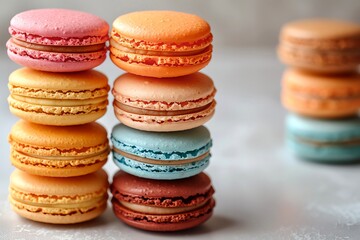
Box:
8, 68, 109, 126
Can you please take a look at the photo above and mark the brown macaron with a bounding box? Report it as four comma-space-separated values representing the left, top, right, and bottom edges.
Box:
110, 171, 215, 231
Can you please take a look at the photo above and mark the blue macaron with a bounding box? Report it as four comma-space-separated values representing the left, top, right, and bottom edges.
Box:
110, 124, 212, 179
286, 114, 360, 162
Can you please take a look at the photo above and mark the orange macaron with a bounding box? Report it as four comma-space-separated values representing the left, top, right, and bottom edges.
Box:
110, 11, 213, 78
282, 69, 360, 118
9, 169, 109, 224
9, 120, 109, 177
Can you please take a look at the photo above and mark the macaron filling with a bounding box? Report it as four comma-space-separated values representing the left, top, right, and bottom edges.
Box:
279, 43, 360, 65
7, 39, 107, 63
111, 185, 214, 208
110, 43, 212, 67
112, 197, 215, 224
10, 187, 108, 215
11, 38, 106, 53
111, 30, 212, 52
119, 199, 209, 214
114, 100, 214, 116
280, 35, 360, 50
113, 148, 209, 165
8, 95, 108, 116
112, 87, 216, 111
111, 134, 212, 160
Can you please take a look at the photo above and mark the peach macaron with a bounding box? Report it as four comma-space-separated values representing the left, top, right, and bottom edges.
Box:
112, 72, 216, 131
9, 120, 109, 177
9, 169, 109, 224
278, 19, 360, 73
110, 11, 213, 78
282, 69, 360, 118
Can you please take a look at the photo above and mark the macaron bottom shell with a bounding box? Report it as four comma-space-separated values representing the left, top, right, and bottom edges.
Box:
112, 198, 215, 231
110, 53, 211, 78
10, 198, 107, 224
9, 105, 106, 126
8, 48, 106, 72
113, 152, 210, 180
287, 137, 360, 163
11, 157, 107, 177
114, 108, 215, 132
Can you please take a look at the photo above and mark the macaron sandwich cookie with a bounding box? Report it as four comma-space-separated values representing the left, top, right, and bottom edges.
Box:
7, 9, 109, 72
110, 11, 213, 78
9, 169, 109, 224
286, 114, 360, 162
112, 73, 216, 132
9, 120, 109, 177
8, 68, 109, 126
111, 171, 215, 231
278, 19, 360, 73
282, 69, 360, 118
111, 124, 212, 180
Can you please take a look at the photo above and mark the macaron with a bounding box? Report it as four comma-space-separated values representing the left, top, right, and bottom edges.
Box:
110, 171, 215, 231
111, 124, 212, 180
278, 19, 360, 73
110, 11, 213, 78
9, 120, 109, 177
286, 114, 360, 162
7, 8, 109, 72
8, 68, 109, 126
9, 169, 109, 224
112, 73, 216, 132
282, 69, 360, 118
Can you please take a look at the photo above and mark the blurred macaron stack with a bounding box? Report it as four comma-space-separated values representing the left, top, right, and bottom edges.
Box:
6, 9, 110, 224
108, 11, 216, 231
278, 19, 360, 163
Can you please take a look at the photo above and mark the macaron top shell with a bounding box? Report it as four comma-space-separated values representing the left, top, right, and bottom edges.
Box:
111, 124, 211, 159
112, 72, 215, 111
282, 19, 360, 39
11, 169, 108, 196
9, 68, 109, 99
10, 120, 108, 150
112, 171, 212, 199
10, 8, 109, 46
287, 114, 360, 142
112, 11, 212, 51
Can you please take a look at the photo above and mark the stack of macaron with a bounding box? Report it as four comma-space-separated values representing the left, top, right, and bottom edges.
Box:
6, 9, 110, 224
108, 11, 216, 231
278, 19, 360, 163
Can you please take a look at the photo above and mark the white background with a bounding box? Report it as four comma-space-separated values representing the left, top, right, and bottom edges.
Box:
1, 1, 360, 239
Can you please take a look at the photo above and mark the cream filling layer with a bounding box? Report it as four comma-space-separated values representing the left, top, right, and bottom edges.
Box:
114, 100, 214, 116
113, 148, 209, 165
11, 38, 106, 53
119, 200, 208, 215
10, 187, 107, 206
11, 94, 108, 106
110, 38, 207, 56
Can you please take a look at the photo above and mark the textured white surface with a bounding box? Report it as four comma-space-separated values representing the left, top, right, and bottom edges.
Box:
1, 49, 360, 239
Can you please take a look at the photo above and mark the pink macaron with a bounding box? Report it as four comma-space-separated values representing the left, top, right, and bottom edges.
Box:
7, 9, 109, 72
